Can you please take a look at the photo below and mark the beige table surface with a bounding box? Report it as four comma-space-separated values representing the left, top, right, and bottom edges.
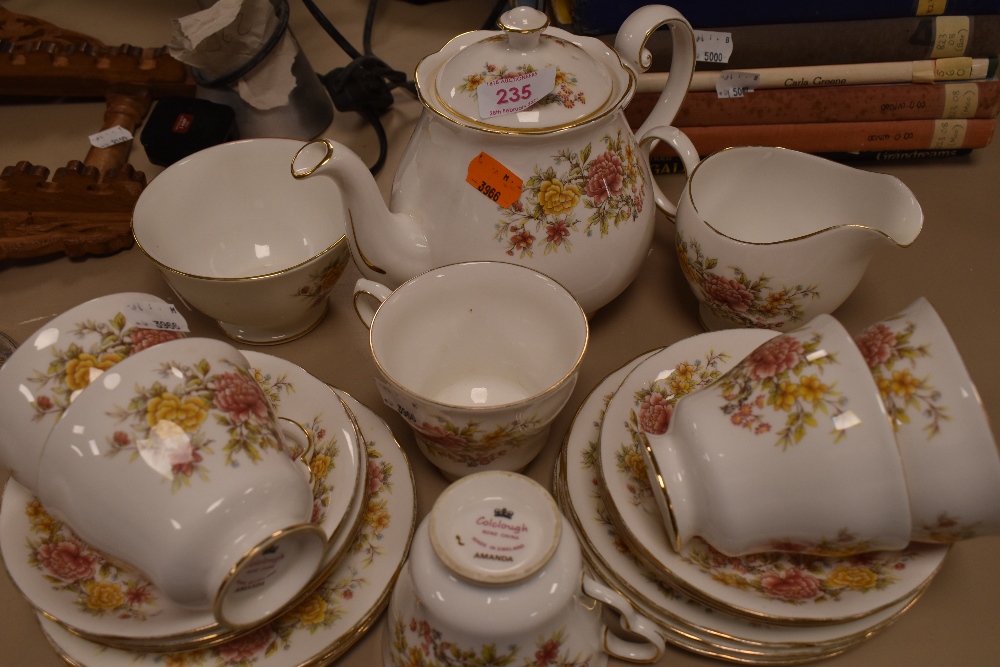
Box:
1, 1, 998, 665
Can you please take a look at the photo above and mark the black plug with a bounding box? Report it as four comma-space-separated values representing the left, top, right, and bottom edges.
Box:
320, 56, 398, 115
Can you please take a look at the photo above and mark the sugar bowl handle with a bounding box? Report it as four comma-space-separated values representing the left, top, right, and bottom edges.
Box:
583, 574, 665, 663
353, 278, 393, 328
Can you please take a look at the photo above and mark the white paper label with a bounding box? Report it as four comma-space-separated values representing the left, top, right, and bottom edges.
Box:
88, 125, 134, 148
126, 301, 190, 333
715, 71, 759, 98
695, 30, 733, 64
477, 65, 557, 119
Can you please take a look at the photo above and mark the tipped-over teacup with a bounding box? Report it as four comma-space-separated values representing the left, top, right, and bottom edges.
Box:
132, 138, 350, 345
36, 337, 327, 629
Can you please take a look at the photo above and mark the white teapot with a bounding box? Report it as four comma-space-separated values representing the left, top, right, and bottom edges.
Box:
383, 471, 665, 666
292, 5, 695, 315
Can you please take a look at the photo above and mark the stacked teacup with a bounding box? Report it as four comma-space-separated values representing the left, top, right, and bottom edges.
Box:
0, 293, 336, 636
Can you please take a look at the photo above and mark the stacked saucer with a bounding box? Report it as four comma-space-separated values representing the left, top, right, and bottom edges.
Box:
552, 329, 951, 664
1, 350, 417, 664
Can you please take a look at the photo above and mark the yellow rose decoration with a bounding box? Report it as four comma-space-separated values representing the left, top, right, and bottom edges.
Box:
797, 375, 829, 405
623, 450, 647, 483
538, 179, 581, 216
289, 593, 328, 626
65, 352, 124, 391
85, 581, 125, 610
146, 393, 209, 432
826, 565, 878, 590
26, 500, 58, 534
310, 454, 331, 481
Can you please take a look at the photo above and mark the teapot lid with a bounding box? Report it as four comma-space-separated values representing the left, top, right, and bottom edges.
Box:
427, 6, 617, 133
427, 470, 562, 585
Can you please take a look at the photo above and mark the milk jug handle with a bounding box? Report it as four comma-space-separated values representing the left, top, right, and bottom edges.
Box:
583, 574, 665, 663
615, 6, 696, 140
637, 126, 700, 218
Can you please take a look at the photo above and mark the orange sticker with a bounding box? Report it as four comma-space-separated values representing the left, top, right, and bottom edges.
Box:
466, 152, 523, 209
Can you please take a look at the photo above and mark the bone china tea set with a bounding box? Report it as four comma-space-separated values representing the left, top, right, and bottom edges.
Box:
1, 5, 998, 666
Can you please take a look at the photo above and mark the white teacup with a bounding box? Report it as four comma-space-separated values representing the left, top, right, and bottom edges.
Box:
36, 337, 327, 628
354, 261, 587, 479
383, 472, 664, 667
855, 297, 1000, 543
0, 292, 187, 493
132, 138, 350, 345
640, 314, 913, 557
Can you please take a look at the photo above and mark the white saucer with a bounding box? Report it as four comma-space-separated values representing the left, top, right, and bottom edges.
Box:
597, 330, 949, 625
554, 348, 935, 657
36, 389, 416, 666
0, 356, 366, 649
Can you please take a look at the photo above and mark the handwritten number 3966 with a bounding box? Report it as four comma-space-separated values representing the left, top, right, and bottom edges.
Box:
496, 84, 532, 105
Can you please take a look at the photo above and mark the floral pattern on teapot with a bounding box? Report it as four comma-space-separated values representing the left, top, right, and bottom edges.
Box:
104, 358, 283, 492
412, 414, 542, 470
616, 350, 731, 507
717, 332, 848, 450
25, 312, 184, 422
496, 129, 646, 259
677, 234, 819, 329
854, 319, 950, 438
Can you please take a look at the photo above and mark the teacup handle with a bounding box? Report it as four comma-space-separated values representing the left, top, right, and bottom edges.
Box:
638, 125, 700, 219
583, 573, 665, 663
278, 416, 317, 489
353, 278, 392, 328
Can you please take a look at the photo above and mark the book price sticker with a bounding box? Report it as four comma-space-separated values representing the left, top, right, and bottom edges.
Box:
943, 83, 979, 118
695, 30, 733, 64
477, 65, 556, 120
89, 125, 134, 149
931, 119, 968, 150
466, 152, 523, 209
125, 301, 190, 333
715, 71, 759, 98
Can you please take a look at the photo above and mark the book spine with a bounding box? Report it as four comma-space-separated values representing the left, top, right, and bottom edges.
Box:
647, 148, 974, 175
625, 80, 1000, 126
636, 58, 997, 93
559, 0, 1000, 33
648, 119, 996, 157
616, 15, 1000, 71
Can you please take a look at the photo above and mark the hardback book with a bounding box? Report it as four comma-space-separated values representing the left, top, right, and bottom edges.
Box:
636, 57, 998, 93
647, 148, 975, 175
596, 15, 1000, 70
552, 0, 1000, 33
625, 79, 1000, 127
645, 118, 996, 158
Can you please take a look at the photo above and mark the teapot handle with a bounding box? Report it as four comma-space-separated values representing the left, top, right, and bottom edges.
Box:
638, 125, 700, 219
583, 573, 665, 663
353, 278, 393, 328
615, 5, 696, 140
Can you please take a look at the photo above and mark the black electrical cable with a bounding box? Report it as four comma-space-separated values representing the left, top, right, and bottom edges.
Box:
191, 0, 291, 88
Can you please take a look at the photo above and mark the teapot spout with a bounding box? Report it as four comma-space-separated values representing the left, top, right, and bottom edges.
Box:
292, 139, 429, 286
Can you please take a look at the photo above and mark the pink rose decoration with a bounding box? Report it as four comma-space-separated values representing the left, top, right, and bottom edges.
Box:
368, 458, 386, 495
545, 221, 571, 245
585, 151, 624, 205
216, 624, 276, 661
36, 539, 100, 582
854, 323, 897, 369
744, 335, 805, 380
760, 567, 823, 601
212, 372, 269, 424
170, 445, 203, 477
638, 393, 673, 435
703, 274, 755, 313
128, 328, 184, 353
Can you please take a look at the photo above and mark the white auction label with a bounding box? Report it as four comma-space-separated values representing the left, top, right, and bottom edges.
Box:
715, 71, 759, 98
477, 65, 556, 119
88, 125, 134, 148
125, 301, 190, 333
695, 30, 733, 64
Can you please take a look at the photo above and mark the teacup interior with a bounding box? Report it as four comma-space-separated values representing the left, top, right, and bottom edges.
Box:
371, 263, 587, 407
689, 147, 922, 245
133, 139, 346, 278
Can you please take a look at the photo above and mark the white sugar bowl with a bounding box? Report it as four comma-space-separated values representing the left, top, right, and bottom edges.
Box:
383, 471, 664, 667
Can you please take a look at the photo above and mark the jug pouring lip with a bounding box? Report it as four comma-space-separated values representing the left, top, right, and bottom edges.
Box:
686, 146, 924, 249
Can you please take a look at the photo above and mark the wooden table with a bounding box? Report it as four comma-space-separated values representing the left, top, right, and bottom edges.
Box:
1, 2, 998, 665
